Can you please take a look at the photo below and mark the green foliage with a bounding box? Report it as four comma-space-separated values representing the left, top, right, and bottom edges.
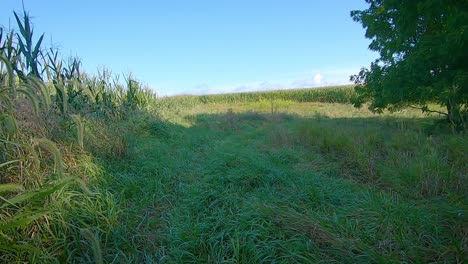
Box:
70, 114, 84, 149
297, 118, 467, 197
197, 86, 354, 104
0, 10, 157, 262
145, 119, 169, 137
13, 11, 44, 78
79, 228, 103, 264
1, 6, 466, 263
350, 0, 468, 128
0, 178, 73, 256
101, 102, 466, 262
158, 86, 354, 111
33, 138, 65, 177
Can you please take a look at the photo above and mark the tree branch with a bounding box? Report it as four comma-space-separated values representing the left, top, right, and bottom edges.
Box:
408, 105, 447, 116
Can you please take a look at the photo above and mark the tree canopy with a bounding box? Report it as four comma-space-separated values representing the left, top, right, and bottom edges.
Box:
350, 0, 468, 128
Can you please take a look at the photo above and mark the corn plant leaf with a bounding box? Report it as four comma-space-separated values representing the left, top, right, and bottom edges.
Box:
6, 31, 15, 59
13, 12, 26, 40
25, 22, 32, 48
43, 60, 52, 80
32, 33, 44, 60
16, 37, 29, 67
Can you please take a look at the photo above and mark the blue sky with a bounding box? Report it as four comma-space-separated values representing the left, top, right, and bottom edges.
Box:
1, 0, 376, 96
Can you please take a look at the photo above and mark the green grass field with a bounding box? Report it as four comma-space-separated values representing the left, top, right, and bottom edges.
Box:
2, 81, 467, 263
1, 9, 466, 264
83, 95, 464, 263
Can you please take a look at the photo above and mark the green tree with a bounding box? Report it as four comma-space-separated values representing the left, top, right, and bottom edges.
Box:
350, 0, 468, 128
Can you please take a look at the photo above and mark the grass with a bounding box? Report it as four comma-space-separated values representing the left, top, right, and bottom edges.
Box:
1, 10, 466, 263
94, 101, 466, 263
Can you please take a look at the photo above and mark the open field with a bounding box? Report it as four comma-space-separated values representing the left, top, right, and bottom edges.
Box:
1, 6, 467, 263
91, 97, 465, 263
1, 74, 467, 262
0, 14, 466, 262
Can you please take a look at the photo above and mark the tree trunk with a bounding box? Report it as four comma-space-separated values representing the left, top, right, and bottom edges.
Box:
447, 99, 464, 130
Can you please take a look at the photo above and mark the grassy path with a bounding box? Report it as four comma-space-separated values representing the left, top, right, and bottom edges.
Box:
102, 104, 465, 263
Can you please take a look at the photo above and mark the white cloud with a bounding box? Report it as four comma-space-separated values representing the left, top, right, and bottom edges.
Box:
313, 73, 323, 85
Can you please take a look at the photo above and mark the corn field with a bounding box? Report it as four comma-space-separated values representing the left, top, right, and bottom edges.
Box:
0, 11, 157, 261
1, 9, 465, 263
158, 86, 355, 110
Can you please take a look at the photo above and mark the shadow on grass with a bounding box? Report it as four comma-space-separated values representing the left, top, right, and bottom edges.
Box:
99, 110, 466, 263
130, 110, 465, 199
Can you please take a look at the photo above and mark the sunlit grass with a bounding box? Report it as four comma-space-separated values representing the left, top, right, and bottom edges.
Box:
95, 99, 465, 262
1, 10, 466, 263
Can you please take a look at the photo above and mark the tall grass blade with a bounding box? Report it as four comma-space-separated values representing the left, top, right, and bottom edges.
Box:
71, 114, 84, 148
0, 183, 23, 193
0, 210, 48, 230
0, 243, 41, 254
0, 177, 73, 209
80, 228, 103, 264
0, 54, 15, 88
15, 87, 40, 115
0, 160, 19, 169
28, 75, 51, 109
33, 138, 64, 176
0, 191, 38, 209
